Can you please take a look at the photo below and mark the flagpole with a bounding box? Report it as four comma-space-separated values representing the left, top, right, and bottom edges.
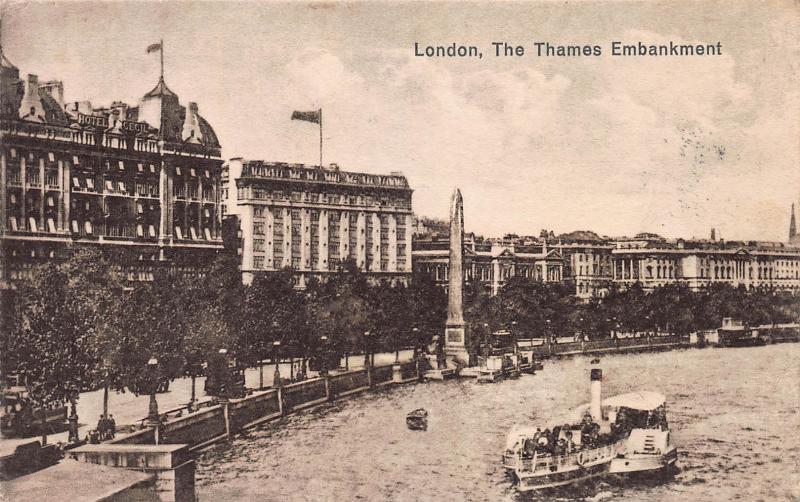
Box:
319, 108, 323, 168
160, 38, 164, 81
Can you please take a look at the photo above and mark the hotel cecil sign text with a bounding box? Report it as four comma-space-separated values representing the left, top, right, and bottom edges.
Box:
414, 41, 723, 59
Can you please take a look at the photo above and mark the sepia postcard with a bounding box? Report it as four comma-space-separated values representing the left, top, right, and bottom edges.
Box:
0, 1, 798, 501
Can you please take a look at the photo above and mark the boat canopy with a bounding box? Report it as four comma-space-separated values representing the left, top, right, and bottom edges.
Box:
600, 391, 665, 411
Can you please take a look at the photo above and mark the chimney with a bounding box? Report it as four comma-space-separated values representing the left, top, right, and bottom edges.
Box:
181, 101, 203, 143
19, 74, 46, 122
590, 368, 602, 421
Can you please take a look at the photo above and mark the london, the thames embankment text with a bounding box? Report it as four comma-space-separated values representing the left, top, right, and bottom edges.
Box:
414, 41, 723, 59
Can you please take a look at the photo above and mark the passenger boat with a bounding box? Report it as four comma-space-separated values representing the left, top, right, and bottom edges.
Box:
406, 408, 428, 431
502, 369, 677, 492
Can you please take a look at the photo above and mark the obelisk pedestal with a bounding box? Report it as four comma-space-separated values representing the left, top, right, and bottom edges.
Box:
444, 189, 470, 365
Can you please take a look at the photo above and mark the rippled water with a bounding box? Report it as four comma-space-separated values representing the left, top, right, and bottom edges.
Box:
196, 344, 800, 501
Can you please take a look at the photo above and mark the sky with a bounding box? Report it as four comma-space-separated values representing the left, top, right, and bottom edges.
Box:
2, 1, 799, 241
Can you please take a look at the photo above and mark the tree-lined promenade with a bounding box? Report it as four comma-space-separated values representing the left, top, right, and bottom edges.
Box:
466, 277, 798, 350
1, 248, 446, 442
2, 247, 798, 443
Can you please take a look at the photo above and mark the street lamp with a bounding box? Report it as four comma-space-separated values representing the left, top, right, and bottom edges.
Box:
363, 331, 371, 368
272, 340, 282, 388
511, 321, 518, 354
546, 319, 552, 345
410, 327, 419, 361
319, 335, 329, 375
218, 348, 230, 399
146, 357, 160, 428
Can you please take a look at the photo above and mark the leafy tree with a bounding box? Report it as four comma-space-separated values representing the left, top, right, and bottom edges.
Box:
4, 247, 123, 442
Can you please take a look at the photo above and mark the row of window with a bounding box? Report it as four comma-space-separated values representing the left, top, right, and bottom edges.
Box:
241, 187, 411, 209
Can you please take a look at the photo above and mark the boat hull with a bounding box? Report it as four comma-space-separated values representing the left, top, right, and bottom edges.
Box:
610, 447, 678, 474
516, 461, 610, 491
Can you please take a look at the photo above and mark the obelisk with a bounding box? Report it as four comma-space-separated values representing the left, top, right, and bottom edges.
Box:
445, 188, 469, 364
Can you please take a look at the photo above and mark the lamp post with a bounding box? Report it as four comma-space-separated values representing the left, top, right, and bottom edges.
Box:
511, 320, 518, 354
363, 331, 371, 368
218, 348, 229, 400
546, 319, 552, 344
410, 327, 419, 362
146, 357, 160, 428
67, 387, 79, 443
272, 340, 282, 388
319, 335, 329, 376
578, 317, 584, 342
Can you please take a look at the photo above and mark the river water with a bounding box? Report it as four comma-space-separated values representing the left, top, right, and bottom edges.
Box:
196, 344, 799, 501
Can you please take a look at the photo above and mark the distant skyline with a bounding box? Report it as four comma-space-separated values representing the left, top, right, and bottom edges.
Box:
2, 1, 798, 241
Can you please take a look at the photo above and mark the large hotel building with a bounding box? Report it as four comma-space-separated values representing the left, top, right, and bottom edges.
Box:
0, 48, 225, 285
223, 159, 413, 285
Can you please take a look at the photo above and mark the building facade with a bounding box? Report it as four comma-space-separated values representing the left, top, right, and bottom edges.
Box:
224, 159, 413, 285
0, 49, 224, 285
412, 238, 564, 295
554, 242, 614, 298
612, 241, 800, 293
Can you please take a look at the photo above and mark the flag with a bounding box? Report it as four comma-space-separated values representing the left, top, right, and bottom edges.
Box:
291, 109, 321, 124
146, 43, 162, 54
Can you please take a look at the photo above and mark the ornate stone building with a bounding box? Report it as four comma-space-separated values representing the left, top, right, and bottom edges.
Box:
611, 240, 800, 293
223, 159, 413, 285
0, 48, 224, 285
412, 238, 564, 295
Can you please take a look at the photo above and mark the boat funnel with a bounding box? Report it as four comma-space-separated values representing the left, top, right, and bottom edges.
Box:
590, 368, 602, 421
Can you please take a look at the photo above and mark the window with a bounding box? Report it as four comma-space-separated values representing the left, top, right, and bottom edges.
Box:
150, 164, 156, 173
71, 220, 79, 233
105, 180, 114, 191
137, 163, 144, 172
9, 194, 16, 205
254, 256, 264, 269
254, 239, 265, 252
175, 167, 182, 176
86, 178, 95, 190
118, 160, 125, 170
46, 196, 54, 207
72, 155, 79, 165
189, 227, 198, 240
190, 168, 196, 177
204, 169, 210, 178
9, 216, 18, 231
203, 227, 211, 240
149, 225, 156, 237
28, 217, 37, 233
136, 202, 144, 214
73, 176, 82, 188
85, 221, 93, 234
48, 152, 55, 162
136, 224, 144, 237
118, 181, 126, 192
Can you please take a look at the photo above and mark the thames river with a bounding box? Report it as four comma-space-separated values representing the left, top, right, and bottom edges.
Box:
196, 344, 799, 501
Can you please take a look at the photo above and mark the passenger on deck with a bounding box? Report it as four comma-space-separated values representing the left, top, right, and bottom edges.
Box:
523, 437, 536, 459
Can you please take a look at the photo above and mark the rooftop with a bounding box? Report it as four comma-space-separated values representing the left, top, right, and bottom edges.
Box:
237, 160, 411, 190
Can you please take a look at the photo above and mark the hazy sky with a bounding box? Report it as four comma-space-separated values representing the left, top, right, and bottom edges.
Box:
3, 1, 798, 241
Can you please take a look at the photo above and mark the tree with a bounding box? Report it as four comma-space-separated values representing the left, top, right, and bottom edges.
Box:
4, 247, 123, 443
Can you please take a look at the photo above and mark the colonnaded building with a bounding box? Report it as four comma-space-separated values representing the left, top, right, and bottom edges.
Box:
413, 216, 800, 297
412, 238, 565, 295
223, 159, 413, 286
0, 48, 225, 285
